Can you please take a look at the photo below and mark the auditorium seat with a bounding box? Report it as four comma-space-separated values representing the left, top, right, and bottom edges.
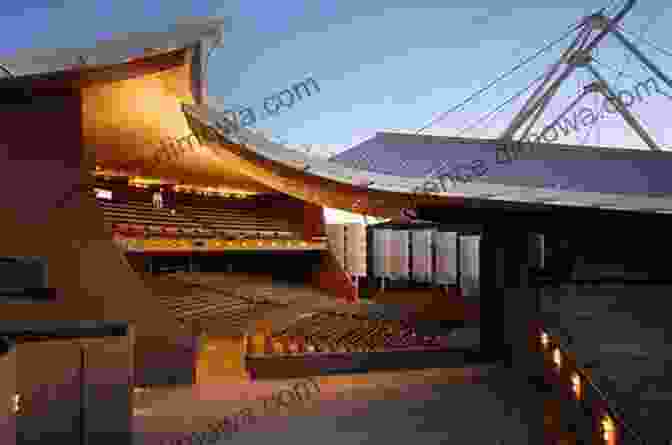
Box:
262, 312, 448, 358
180, 204, 292, 236
98, 193, 306, 244
97, 199, 202, 234
152, 278, 270, 334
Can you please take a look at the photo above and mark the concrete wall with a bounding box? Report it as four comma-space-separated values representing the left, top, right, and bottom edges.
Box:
15, 339, 82, 444
371, 287, 479, 322
82, 336, 133, 444
0, 346, 16, 445
0, 86, 194, 387
195, 334, 248, 383
13, 335, 133, 445
247, 349, 486, 379
311, 250, 358, 303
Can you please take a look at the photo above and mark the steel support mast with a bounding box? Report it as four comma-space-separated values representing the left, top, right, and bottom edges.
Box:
499, 0, 670, 151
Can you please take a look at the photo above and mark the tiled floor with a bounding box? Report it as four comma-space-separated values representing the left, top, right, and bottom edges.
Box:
133, 365, 542, 445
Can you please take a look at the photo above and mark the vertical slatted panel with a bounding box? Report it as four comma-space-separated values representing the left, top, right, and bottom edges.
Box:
326, 224, 345, 270
460, 235, 481, 298
389, 230, 410, 280
434, 231, 457, 285
344, 223, 367, 277
411, 229, 433, 283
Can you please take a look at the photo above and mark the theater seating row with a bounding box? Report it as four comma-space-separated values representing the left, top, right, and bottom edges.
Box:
181, 205, 292, 234
154, 285, 286, 334
261, 313, 445, 355
98, 199, 294, 240
165, 273, 324, 306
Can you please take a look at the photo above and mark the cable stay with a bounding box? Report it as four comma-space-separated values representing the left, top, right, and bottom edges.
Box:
413, 19, 586, 135
410, 0, 672, 200
498, 0, 672, 154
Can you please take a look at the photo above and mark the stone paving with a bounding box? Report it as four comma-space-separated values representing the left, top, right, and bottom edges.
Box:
132, 365, 542, 445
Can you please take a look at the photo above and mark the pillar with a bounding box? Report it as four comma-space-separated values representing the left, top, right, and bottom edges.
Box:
264, 330, 274, 355
479, 227, 542, 370
479, 226, 545, 443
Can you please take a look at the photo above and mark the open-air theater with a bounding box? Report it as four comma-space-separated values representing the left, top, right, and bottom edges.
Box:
2, 2, 672, 443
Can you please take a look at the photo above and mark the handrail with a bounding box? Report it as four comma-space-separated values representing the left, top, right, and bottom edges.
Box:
541, 323, 648, 445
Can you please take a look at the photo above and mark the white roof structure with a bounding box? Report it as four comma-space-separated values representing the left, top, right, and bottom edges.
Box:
183, 103, 672, 215
0, 17, 227, 79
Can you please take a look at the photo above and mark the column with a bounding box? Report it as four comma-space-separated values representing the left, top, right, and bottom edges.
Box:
480, 227, 545, 444
480, 227, 542, 371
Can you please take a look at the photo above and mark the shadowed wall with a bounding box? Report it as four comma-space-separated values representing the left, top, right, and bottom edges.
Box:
0, 84, 193, 387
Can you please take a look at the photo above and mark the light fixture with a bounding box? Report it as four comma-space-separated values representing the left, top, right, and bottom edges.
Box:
601, 415, 615, 443
571, 372, 581, 399
553, 348, 562, 369
540, 331, 550, 349
11, 394, 21, 414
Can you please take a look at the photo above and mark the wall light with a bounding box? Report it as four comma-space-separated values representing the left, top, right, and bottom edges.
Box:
601, 415, 616, 444
553, 348, 562, 369
571, 372, 581, 399
11, 393, 21, 414
540, 331, 550, 349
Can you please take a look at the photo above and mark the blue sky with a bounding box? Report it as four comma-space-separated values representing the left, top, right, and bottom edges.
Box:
2, 0, 671, 156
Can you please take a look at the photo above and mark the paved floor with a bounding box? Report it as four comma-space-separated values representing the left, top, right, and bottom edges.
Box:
133, 365, 542, 445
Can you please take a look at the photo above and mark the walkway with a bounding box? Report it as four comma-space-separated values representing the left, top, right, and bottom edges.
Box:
133, 365, 543, 445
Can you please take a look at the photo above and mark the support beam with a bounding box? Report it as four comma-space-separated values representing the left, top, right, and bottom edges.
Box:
611, 27, 672, 93
532, 87, 592, 142
502, 23, 593, 140
586, 64, 661, 150
500, 0, 637, 140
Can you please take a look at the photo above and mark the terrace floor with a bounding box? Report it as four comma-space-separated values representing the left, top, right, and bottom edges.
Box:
132, 365, 543, 445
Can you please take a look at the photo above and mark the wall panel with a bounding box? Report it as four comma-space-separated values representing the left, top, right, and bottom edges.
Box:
15, 340, 82, 445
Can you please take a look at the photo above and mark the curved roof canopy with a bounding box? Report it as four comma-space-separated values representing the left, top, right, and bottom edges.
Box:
330, 133, 672, 214
6, 18, 672, 217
